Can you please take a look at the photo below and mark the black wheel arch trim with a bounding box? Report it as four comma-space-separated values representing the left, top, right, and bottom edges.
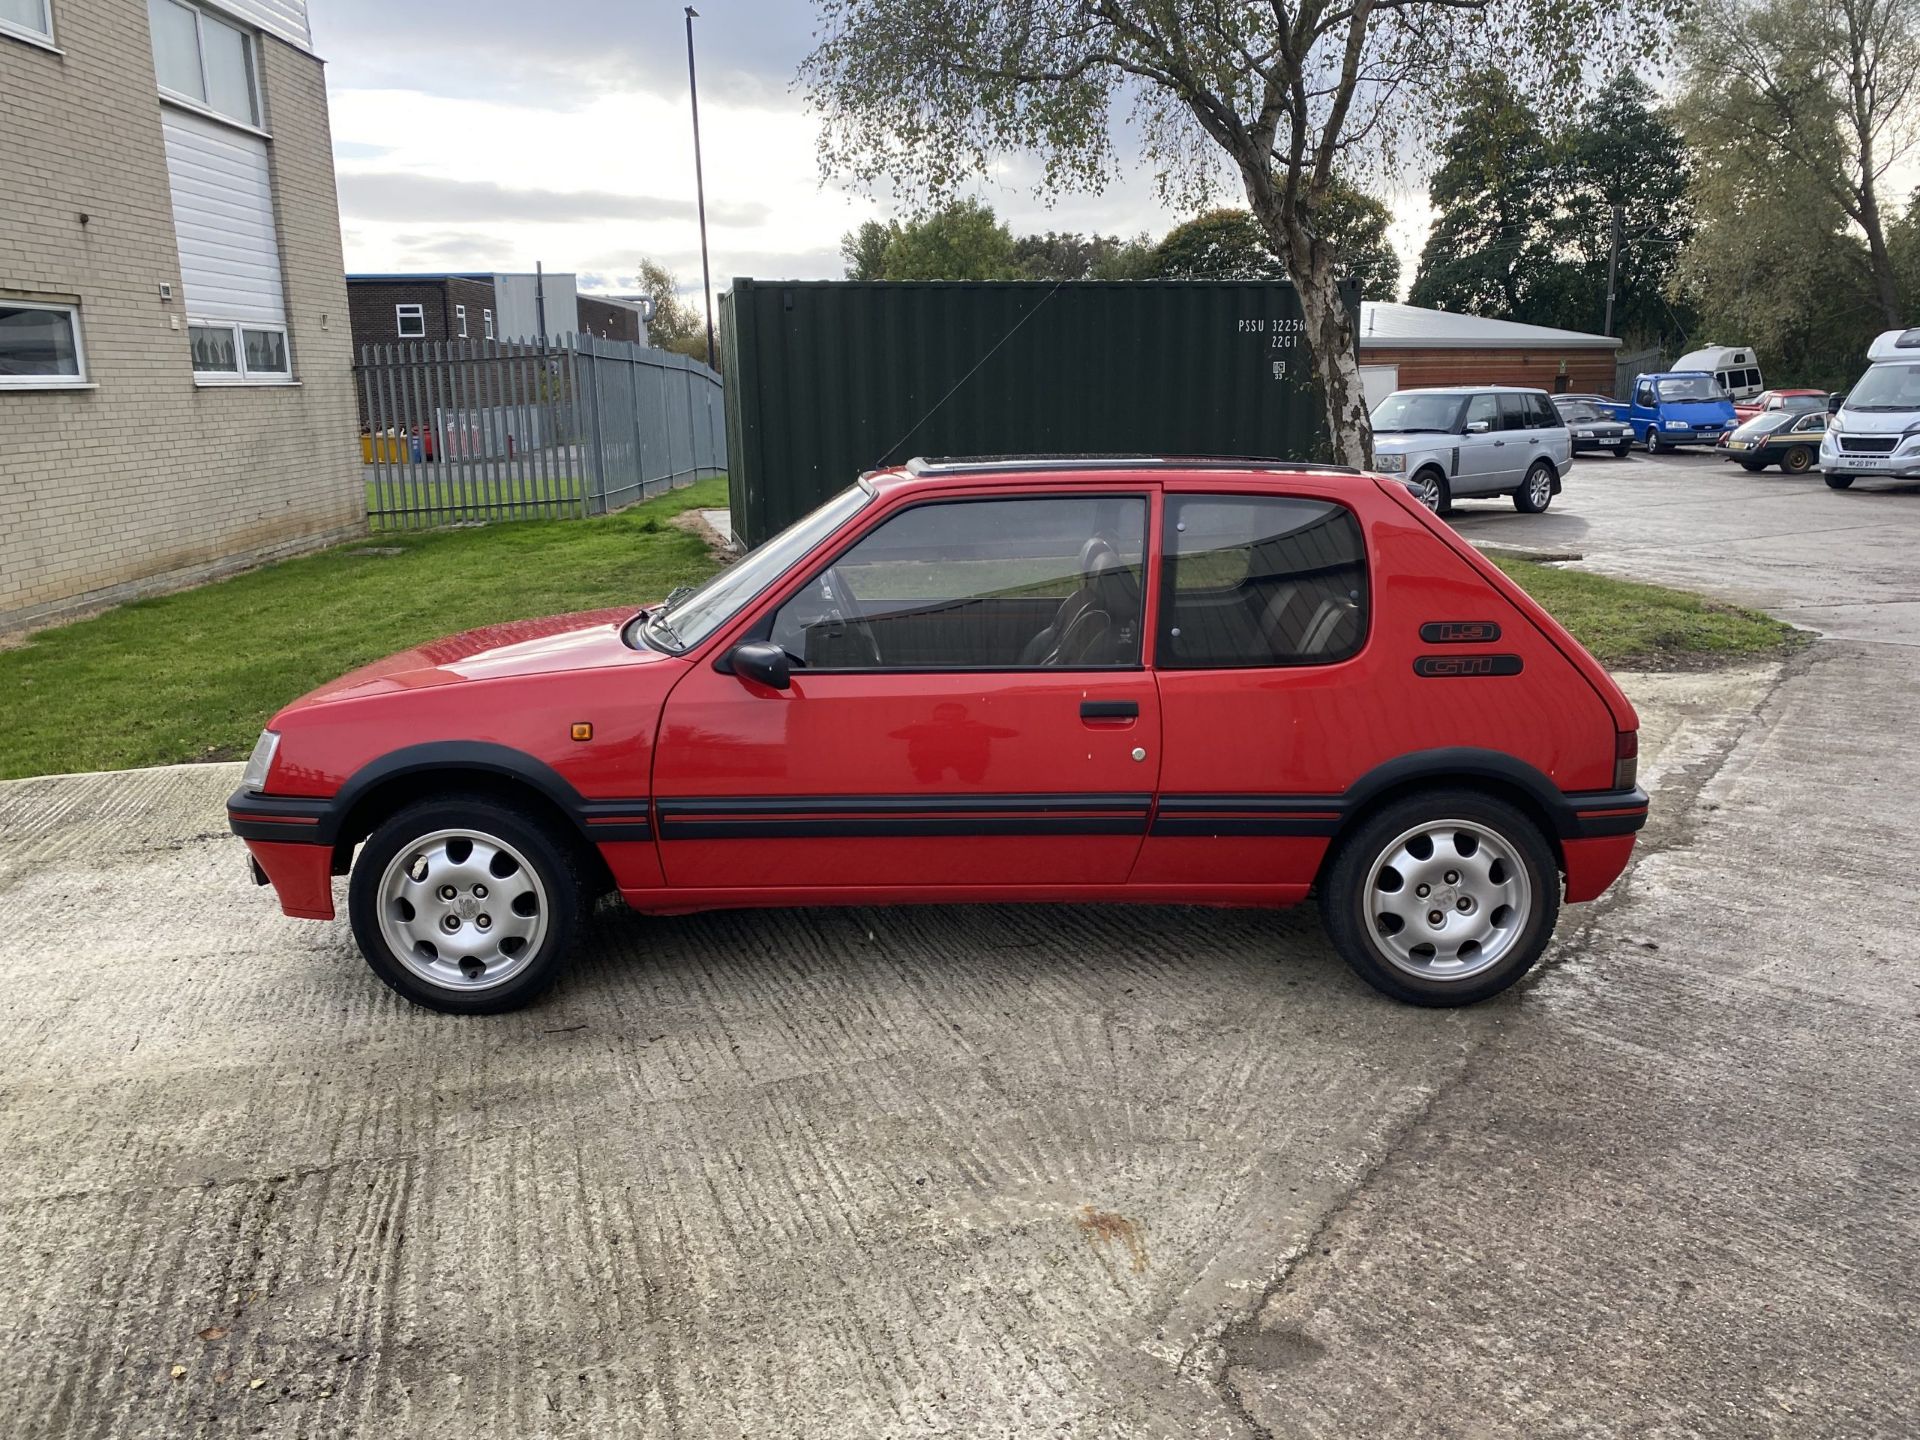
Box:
1337, 748, 1647, 842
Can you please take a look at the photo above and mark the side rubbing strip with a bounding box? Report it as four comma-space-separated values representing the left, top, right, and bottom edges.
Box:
1413, 654, 1523, 678
1419, 621, 1502, 644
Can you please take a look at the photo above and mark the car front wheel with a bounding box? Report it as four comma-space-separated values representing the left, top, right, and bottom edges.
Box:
1644, 426, 1665, 453
1513, 461, 1554, 513
348, 796, 586, 1013
1825, 473, 1855, 489
1412, 467, 1452, 515
1321, 790, 1560, 1007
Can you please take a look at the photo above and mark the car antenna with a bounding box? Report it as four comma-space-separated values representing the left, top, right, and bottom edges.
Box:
868, 278, 1067, 470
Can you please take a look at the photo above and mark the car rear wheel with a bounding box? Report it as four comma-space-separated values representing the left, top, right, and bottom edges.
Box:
348, 796, 586, 1013
1513, 461, 1554, 513
1781, 445, 1814, 474
1321, 789, 1560, 1007
1412, 467, 1452, 516
1825, 473, 1855, 489
1739, 459, 1767, 472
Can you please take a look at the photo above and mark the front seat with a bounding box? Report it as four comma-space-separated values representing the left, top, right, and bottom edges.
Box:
1019, 537, 1139, 666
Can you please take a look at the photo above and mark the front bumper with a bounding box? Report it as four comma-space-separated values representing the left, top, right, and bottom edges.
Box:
229, 786, 339, 919
1821, 444, 1920, 476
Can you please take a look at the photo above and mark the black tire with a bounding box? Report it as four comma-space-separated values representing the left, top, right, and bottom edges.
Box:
1781, 445, 1814, 474
348, 795, 587, 1014
1613, 444, 1632, 458
1825, 473, 1855, 489
1644, 426, 1665, 454
1320, 788, 1561, 1007
1739, 459, 1766, 472
1412, 466, 1453, 516
1513, 460, 1555, 513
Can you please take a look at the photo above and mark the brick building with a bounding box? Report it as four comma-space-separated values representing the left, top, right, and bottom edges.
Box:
346, 272, 651, 352
1357, 302, 1623, 408
1, 0, 360, 634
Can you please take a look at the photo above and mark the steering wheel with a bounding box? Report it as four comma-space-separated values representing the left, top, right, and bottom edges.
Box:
820, 565, 883, 667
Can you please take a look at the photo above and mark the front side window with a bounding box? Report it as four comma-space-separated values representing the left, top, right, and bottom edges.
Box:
1160, 494, 1367, 669
190, 320, 289, 381
0, 0, 54, 44
149, 0, 258, 127
770, 495, 1148, 671
1463, 393, 1498, 431
0, 301, 87, 385
395, 304, 425, 338
1371, 391, 1464, 434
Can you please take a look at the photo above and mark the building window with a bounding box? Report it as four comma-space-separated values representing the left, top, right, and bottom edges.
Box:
455, 304, 467, 339
190, 320, 290, 383
483, 308, 494, 340
395, 303, 425, 339
0, 0, 55, 47
0, 301, 88, 387
149, 0, 259, 128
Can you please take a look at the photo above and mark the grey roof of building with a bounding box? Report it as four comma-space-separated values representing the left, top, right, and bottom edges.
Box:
1359, 301, 1621, 351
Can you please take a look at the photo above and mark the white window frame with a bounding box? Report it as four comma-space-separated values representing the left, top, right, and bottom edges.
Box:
455, 303, 468, 339
483, 308, 494, 340
395, 303, 426, 339
0, 299, 89, 388
150, 0, 261, 130
0, 0, 58, 50
188, 318, 293, 386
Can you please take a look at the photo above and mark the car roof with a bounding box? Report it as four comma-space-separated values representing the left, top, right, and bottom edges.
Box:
1388, 384, 1549, 396
871, 455, 1367, 489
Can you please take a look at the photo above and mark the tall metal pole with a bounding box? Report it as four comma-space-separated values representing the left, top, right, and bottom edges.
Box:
1603, 204, 1623, 337
535, 258, 548, 343
685, 6, 716, 365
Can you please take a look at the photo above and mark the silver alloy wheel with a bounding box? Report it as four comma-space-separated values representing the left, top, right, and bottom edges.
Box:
1527, 464, 1553, 508
1416, 472, 1443, 511
375, 827, 549, 992
1363, 818, 1533, 982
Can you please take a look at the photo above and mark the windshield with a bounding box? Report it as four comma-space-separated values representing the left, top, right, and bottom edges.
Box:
1735, 412, 1793, 438
1772, 394, 1826, 413
1844, 362, 1920, 412
638, 483, 871, 653
1657, 375, 1725, 401
1371, 392, 1466, 433
1556, 402, 1607, 422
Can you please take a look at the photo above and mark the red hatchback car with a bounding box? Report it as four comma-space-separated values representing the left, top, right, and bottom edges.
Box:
230, 456, 1646, 1014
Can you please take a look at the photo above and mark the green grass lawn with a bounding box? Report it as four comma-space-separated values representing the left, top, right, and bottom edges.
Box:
0, 479, 727, 780
0, 486, 1799, 781
365, 474, 587, 530
1492, 557, 1802, 667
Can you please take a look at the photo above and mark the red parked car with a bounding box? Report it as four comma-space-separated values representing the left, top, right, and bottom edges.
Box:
1731, 388, 1829, 425
230, 456, 1646, 1014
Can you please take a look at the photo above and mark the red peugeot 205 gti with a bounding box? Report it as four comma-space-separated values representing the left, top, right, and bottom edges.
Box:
229, 456, 1646, 1014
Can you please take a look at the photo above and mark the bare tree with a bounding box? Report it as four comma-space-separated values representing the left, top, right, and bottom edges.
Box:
1684, 0, 1920, 325
800, 0, 1667, 466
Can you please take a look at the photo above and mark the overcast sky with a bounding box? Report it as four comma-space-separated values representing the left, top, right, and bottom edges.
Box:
312, 0, 1432, 302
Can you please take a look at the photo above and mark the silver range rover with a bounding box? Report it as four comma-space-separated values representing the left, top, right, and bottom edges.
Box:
1368, 385, 1575, 515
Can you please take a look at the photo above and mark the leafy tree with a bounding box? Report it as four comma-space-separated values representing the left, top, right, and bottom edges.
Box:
1087, 233, 1159, 280
632, 258, 710, 365
1314, 182, 1402, 301
1409, 72, 1568, 319
801, 0, 1671, 468
1152, 209, 1288, 280
836, 199, 1023, 281
1012, 230, 1155, 280
1683, 0, 1920, 325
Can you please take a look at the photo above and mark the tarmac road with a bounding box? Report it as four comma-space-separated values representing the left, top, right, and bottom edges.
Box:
1, 452, 1916, 1438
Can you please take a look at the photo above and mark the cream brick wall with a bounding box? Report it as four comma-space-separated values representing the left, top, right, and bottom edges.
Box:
0, 0, 362, 633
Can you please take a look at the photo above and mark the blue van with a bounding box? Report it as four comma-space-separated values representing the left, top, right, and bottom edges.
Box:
1625, 371, 1739, 452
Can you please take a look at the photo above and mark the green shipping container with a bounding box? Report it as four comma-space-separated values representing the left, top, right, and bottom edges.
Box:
720, 278, 1356, 548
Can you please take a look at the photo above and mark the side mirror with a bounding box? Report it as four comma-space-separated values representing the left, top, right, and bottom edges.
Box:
729, 641, 791, 691
1829, 392, 1845, 412
1464, 419, 1491, 434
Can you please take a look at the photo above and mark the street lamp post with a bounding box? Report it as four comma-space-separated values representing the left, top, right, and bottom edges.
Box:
684, 6, 715, 365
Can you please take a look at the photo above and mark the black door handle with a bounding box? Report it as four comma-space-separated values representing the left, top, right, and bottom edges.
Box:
1081, 699, 1138, 719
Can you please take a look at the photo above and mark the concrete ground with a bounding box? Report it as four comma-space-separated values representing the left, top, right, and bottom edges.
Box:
2, 451, 1916, 1438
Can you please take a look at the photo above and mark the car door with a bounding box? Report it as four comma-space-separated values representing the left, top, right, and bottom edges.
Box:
1525, 390, 1572, 471
1133, 485, 1370, 896
1452, 392, 1506, 495
650, 488, 1162, 891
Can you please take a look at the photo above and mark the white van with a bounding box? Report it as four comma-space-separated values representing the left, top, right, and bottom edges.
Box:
1819, 328, 1920, 489
1673, 345, 1765, 400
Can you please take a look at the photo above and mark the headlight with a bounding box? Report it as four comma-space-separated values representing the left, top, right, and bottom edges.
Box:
1373, 453, 1405, 472
1576, 429, 1595, 438
241, 729, 280, 792
1663, 419, 1688, 429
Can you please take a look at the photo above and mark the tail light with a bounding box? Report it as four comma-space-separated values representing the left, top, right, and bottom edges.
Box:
1614, 730, 1639, 791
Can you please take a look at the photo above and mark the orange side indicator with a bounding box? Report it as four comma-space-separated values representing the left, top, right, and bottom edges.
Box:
570, 722, 593, 742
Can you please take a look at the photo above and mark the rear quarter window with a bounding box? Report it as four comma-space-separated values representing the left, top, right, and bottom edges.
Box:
1160, 495, 1368, 668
